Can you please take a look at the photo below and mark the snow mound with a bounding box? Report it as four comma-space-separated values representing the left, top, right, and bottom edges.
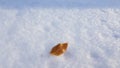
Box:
0, 8, 120, 68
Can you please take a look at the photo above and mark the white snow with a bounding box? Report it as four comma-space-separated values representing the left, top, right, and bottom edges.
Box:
0, 2, 120, 68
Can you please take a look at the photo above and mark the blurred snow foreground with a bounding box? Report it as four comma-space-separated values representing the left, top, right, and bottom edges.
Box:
0, 8, 120, 68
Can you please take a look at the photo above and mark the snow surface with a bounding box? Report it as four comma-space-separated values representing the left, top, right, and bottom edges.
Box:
0, 8, 120, 68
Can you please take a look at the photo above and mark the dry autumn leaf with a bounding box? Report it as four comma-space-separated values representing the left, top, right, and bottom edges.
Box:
50, 43, 68, 56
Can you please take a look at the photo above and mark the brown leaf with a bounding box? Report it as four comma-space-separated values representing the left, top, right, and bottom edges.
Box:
50, 43, 68, 56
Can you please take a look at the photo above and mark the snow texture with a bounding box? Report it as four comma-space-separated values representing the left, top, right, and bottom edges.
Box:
0, 8, 120, 68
